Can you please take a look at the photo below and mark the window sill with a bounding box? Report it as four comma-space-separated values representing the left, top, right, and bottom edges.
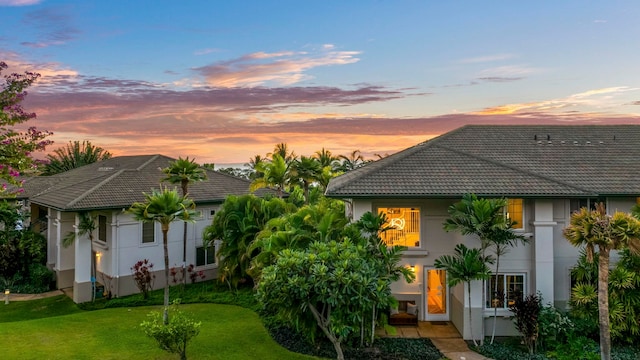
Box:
403, 250, 429, 257
483, 309, 514, 318
139, 242, 158, 248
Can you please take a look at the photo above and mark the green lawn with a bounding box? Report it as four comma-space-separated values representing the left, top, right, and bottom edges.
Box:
0, 298, 317, 360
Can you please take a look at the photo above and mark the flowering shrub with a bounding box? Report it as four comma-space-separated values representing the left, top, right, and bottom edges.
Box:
131, 259, 155, 299
170, 264, 205, 285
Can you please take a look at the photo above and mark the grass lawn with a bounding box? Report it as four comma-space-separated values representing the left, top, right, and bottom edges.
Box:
0, 297, 318, 360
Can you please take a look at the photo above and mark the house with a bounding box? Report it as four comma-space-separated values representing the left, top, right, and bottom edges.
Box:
325, 125, 640, 339
22, 154, 267, 303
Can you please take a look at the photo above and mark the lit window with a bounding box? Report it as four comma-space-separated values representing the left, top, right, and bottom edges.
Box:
378, 207, 420, 248
487, 274, 525, 309
98, 215, 107, 242
142, 222, 155, 243
506, 199, 523, 230
196, 244, 216, 267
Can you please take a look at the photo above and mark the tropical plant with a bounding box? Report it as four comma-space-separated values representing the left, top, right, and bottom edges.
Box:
434, 243, 494, 346
563, 203, 640, 360
509, 292, 542, 354
61, 211, 99, 300
140, 301, 201, 360
290, 155, 321, 204
269, 142, 297, 164
162, 157, 207, 286
250, 154, 292, 197
203, 194, 293, 289
131, 259, 155, 299
128, 186, 197, 324
338, 150, 365, 172
0, 61, 53, 192
314, 148, 339, 170
42, 140, 112, 175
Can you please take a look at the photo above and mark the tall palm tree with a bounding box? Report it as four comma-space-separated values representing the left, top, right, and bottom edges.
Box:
434, 244, 494, 347
43, 140, 112, 175
269, 142, 296, 164
245, 154, 265, 180
314, 148, 339, 170
250, 154, 291, 198
128, 186, 196, 324
162, 157, 207, 286
291, 156, 321, 204
563, 203, 640, 360
338, 150, 365, 172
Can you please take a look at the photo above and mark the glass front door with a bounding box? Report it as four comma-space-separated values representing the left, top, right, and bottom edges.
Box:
425, 268, 449, 321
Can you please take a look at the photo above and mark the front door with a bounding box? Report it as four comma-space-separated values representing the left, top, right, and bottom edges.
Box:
424, 268, 449, 321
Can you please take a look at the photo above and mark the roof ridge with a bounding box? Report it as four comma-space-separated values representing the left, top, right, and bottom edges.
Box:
435, 143, 594, 195
137, 154, 163, 170
66, 170, 126, 208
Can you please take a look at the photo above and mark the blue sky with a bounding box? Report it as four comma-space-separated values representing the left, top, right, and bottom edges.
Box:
1, 0, 639, 164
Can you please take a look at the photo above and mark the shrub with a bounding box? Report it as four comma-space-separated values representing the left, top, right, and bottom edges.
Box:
509, 292, 542, 354
546, 334, 599, 360
131, 259, 155, 299
476, 341, 546, 360
140, 302, 201, 360
538, 305, 573, 351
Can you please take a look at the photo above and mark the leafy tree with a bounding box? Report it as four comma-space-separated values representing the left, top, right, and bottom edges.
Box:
244, 154, 265, 180
563, 203, 640, 360
290, 155, 322, 204
42, 140, 112, 175
337, 150, 365, 172
434, 244, 494, 346
250, 154, 292, 197
141, 301, 201, 360
269, 142, 297, 164
0, 61, 52, 192
202, 194, 293, 288
128, 186, 197, 324
163, 157, 207, 286
314, 147, 339, 170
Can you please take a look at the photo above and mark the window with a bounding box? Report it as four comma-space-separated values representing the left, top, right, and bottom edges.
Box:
570, 197, 606, 213
142, 222, 155, 243
98, 215, 107, 242
506, 199, 524, 230
196, 244, 215, 267
378, 207, 420, 248
486, 274, 525, 309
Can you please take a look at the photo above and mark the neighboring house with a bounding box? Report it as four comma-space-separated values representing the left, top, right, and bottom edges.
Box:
325, 125, 640, 339
21, 154, 267, 303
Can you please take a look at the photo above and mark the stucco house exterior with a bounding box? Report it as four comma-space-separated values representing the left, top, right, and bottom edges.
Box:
325, 125, 640, 340
22, 154, 265, 303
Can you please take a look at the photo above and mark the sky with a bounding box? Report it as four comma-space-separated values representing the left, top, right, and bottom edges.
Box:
1, 0, 640, 165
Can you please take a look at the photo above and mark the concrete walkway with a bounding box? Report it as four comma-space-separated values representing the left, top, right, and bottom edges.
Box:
5, 289, 64, 302
379, 322, 493, 360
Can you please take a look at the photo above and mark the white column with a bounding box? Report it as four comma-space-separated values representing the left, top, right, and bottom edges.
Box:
533, 200, 557, 303
73, 214, 93, 303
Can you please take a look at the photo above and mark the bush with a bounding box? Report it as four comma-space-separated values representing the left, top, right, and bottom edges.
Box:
131, 259, 155, 299
509, 292, 542, 354
140, 302, 201, 360
476, 341, 546, 360
538, 305, 573, 351
546, 335, 599, 360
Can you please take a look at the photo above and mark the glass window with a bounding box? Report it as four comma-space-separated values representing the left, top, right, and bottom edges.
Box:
378, 207, 420, 248
98, 215, 107, 242
196, 244, 215, 267
506, 199, 524, 229
142, 222, 155, 243
487, 274, 525, 309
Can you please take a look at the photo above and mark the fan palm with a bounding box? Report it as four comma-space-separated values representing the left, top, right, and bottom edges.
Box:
563, 203, 640, 360
163, 157, 206, 286
128, 186, 196, 324
43, 140, 111, 175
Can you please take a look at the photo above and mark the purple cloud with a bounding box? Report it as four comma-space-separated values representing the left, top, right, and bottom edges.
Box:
20, 6, 80, 48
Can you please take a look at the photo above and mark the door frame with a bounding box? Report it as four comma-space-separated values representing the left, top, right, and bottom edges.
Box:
424, 267, 450, 321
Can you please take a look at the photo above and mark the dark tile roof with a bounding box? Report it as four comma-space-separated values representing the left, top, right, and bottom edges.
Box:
326, 125, 640, 198
23, 154, 267, 211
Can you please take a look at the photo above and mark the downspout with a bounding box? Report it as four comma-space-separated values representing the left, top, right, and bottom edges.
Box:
114, 212, 120, 298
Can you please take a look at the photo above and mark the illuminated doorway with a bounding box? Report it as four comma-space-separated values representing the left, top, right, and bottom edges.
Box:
425, 268, 449, 321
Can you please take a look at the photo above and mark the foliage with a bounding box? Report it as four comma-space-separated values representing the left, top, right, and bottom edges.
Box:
250, 153, 292, 197
337, 149, 366, 172
131, 259, 155, 299
290, 155, 321, 204
256, 238, 409, 360
509, 292, 542, 354
546, 334, 600, 360
42, 140, 111, 175
537, 305, 574, 351
434, 243, 493, 346
140, 302, 201, 360
0, 61, 53, 192
170, 264, 205, 285
128, 185, 197, 324
476, 340, 547, 360
216, 166, 252, 179
203, 194, 294, 289
62, 211, 96, 247
564, 204, 640, 359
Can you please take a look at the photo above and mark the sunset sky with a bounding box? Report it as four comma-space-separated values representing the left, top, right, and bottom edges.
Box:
2, 0, 640, 165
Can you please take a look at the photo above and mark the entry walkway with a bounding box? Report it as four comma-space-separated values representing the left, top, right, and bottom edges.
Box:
378, 321, 493, 360
5, 289, 64, 301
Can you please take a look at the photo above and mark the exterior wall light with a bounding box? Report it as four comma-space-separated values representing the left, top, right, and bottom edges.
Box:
4, 289, 9, 305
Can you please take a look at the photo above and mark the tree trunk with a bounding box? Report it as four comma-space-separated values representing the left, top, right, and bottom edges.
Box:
308, 303, 344, 360
181, 181, 188, 287
468, 281, 478, 347
491, 254, 501, 344
162, 226, 170, 325
598, 246, 611, 360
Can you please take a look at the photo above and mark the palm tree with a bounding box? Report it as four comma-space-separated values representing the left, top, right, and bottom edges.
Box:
245, 154, 265, 180
269, 142, 296, 164
338, 150, 365, 171
162, 157, 207, 286
443, 193, 508, 344
434, 244, 494, 346
62, 211, 98, 301
563, 203, 640, 360
128, 186, 197, 324
291, 156, 321, 204
250, 154, 291, 198
314, 148, 339, 170
43, 140, 111, 175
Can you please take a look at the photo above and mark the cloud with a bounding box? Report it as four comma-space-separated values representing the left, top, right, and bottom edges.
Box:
477, 64, 539, 80
193, 45, 361, 87
194, 48, 222, 56
0, 0, 40, 6
627, 101, 640, 105
458, 54, 516, 64
477, 77, 524, 83
20, 6, 80, 48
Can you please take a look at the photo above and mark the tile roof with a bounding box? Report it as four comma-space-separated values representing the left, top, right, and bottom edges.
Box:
23, 154, 267, 211
326, 125, 640, 198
